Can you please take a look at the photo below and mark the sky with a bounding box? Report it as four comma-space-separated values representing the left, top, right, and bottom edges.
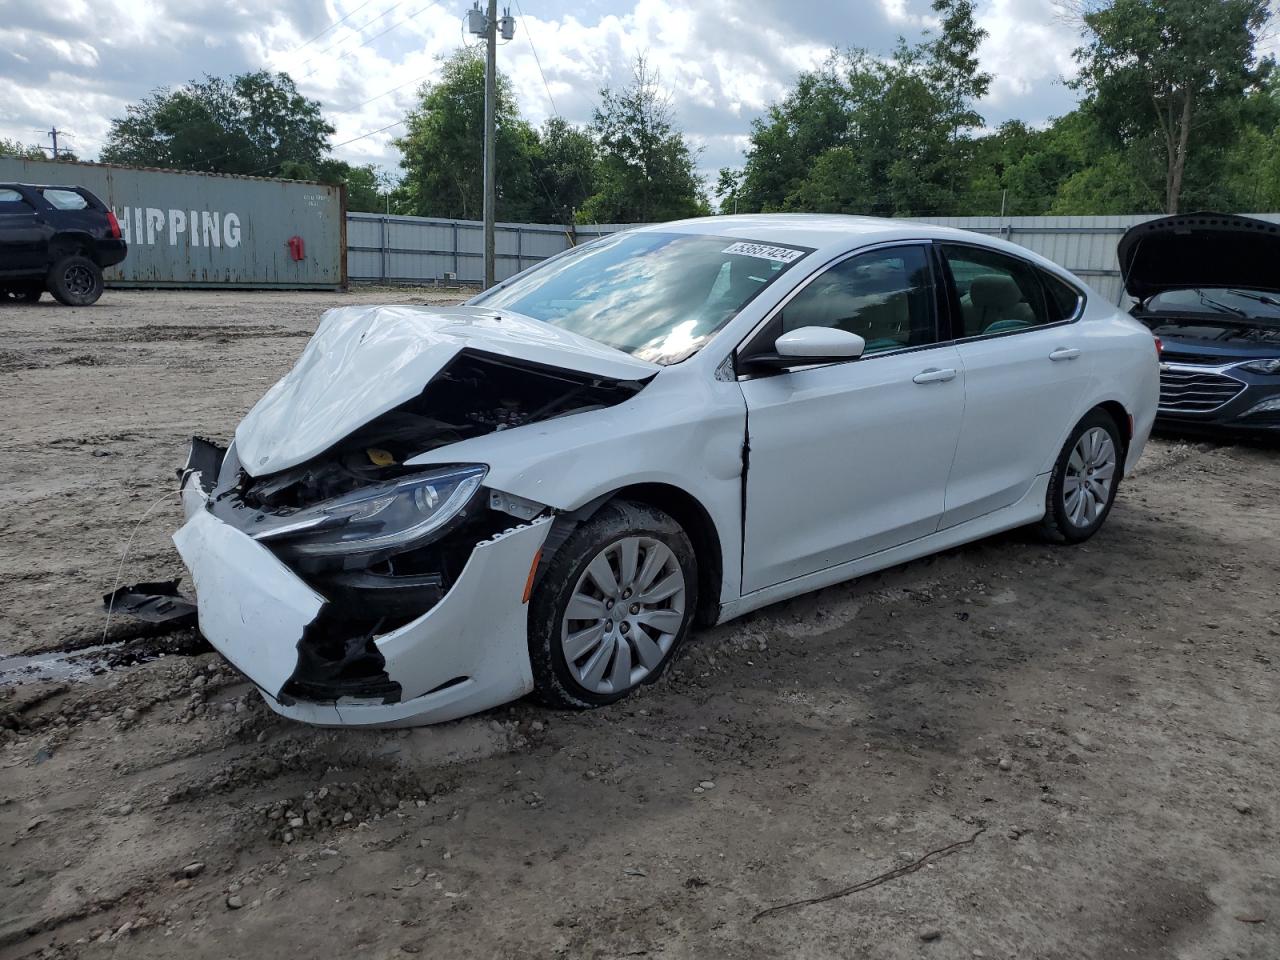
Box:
1, 0, 1089, 187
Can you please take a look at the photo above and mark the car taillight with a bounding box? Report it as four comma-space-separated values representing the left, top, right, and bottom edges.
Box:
1153, 336, 1162, 359
106, 210, 122, 239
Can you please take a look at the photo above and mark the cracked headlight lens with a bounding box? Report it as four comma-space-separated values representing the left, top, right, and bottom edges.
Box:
253, 465, 487, 557
1239, 358, 1280, 375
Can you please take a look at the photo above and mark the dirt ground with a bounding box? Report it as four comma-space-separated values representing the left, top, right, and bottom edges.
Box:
1, 289, 1278, 960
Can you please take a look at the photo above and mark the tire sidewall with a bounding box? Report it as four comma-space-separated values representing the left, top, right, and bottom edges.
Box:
1045, 411, 1123, 543
529, 501, 698, 709
48, 256, 103, 306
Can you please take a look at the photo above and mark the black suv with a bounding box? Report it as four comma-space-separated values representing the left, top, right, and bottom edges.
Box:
0, 183, 128, 305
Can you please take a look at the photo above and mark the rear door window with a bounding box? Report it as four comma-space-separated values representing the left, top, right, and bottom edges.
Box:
1040, 270, 1084, 322
940, 244, 1052, 338
40, 188, 89, 210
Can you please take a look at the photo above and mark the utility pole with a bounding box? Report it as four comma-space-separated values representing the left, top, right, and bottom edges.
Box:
468, 2, 514, 289
482, 0, 497, 289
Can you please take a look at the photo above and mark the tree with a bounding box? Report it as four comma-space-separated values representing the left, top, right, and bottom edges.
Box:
0, 138, 79, 162
0, 139, 48, 160
1069, 0, 1272, 213
100, 71, 334, 177
395, 49, 542, 220
737, 57, 854, 212
581, 57, 706, 223
279, 158, 387, 212
714, 167, 744, 214
530, 117, 598, 226
737, 0, 990, 218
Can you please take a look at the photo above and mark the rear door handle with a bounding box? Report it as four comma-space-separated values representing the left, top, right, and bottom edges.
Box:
1049, 347, 1081, 361
913, 367, 957, 384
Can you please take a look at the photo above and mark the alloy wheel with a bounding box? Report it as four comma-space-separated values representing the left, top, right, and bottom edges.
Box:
1063, 426, 1116, 527
560, 536, 686, 695
64, 263, 96, 297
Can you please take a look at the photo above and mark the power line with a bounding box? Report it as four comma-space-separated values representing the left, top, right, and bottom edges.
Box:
301, 0, 416, 69
234, 119, 407, 179
513, 0, 597, 229
301, 0, 441, 80
292, 0, 380, 54
350, 73, 430, 110
513, 0, 559, 116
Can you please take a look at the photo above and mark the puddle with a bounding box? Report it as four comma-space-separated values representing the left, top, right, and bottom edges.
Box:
0, 643, 120, 686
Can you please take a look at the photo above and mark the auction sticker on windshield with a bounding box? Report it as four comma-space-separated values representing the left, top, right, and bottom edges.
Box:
722, 241, 806, 263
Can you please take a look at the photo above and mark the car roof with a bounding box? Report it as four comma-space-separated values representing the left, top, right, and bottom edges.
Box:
636, 213, 1075, 279
0, 183, 88, 190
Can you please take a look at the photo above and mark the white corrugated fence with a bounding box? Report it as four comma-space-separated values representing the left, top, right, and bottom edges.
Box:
347, 212, 1280, 304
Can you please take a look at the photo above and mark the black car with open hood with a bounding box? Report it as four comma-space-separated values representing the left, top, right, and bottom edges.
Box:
1121, 212, 1280, 435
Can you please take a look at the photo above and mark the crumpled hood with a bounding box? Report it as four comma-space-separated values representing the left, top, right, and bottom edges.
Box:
1119, 212, 1280, 300
235, 304, 658, 477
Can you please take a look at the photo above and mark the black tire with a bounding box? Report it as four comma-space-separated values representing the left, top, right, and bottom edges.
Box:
1038, 408, 1124, 544
528, 499, 698, 709
47, 255, 104, 306
1, 284, 42, 304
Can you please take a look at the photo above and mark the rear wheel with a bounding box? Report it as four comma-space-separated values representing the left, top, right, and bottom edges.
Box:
47, 255, 104, 306
529, 500, 697, 709
1038, 409, 1123, 544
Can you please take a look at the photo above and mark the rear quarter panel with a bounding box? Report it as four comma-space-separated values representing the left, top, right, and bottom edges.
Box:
1078, 297, 1160, 473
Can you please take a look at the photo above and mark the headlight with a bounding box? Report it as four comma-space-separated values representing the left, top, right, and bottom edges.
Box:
1239, 358, 1280, 375
253, 465, 486, 557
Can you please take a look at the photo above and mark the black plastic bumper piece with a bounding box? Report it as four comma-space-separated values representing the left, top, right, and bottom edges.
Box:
103, 579, 197, 625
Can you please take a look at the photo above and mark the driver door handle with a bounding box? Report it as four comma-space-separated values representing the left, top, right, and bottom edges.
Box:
1049, 347, 1081, 361
913, 367, 957, 384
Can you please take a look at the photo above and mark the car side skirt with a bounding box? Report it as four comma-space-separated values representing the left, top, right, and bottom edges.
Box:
716, 472, 1051, 624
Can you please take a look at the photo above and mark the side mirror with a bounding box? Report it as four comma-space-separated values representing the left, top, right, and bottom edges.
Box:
775, 326, 866, 360
740, 326, 866, 373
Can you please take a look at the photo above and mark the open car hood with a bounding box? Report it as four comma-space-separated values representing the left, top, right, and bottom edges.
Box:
235, 304, 658, 477
1119, 212, 1280, 301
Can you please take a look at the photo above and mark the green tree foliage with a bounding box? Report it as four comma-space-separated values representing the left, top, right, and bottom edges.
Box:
395, 50, 542, 220
101, 71, 334, 177
580, 57, 707, 223
734, 0, 991, 217
531, 117, 598, 226
1069, 0, 1272, 213
0, 138, 79, 162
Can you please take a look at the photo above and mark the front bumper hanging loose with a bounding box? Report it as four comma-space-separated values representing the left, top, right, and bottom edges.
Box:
173, 453, 553, 727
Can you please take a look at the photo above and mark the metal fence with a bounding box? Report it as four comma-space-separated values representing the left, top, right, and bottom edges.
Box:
348, 211, 1280, 304
346, 213, 627, 285
0, 157, 346, 289
916, 213, 1280, 303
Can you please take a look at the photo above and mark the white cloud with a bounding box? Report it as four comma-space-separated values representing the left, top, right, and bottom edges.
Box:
1, 0, 1091, 185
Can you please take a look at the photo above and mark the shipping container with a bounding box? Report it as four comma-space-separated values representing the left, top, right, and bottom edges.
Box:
0, 157, 346, 289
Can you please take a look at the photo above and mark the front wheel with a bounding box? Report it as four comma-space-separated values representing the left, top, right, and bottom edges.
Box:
528, 500, 698, 709
47, 255, 104, 306
1038, 409, 1123, 544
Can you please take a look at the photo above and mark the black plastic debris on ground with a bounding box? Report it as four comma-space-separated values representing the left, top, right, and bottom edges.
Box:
103, 579, 197, 625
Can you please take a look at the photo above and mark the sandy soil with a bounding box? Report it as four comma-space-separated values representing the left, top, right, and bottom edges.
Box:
1, 289, 1278, 959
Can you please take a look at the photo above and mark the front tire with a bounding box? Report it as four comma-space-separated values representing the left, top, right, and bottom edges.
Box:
47, 255, 104, 306
1038, 409, 1123, 544
528, 500, 698, 709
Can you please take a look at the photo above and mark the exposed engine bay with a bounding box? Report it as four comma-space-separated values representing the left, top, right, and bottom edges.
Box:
177, 350, 647, 706
238, 350, 646, 512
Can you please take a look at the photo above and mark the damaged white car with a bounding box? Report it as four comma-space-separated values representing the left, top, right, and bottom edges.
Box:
172, 215, 1159, 727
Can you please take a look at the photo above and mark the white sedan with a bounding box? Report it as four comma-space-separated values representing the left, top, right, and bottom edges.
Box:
174, 215, 1159, 726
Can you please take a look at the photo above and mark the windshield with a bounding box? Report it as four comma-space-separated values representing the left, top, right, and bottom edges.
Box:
1146, 287, 1280, 323
470, 231, 810, 364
